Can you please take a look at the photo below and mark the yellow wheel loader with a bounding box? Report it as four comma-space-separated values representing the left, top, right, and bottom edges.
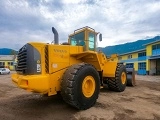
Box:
12, 26, 135, 110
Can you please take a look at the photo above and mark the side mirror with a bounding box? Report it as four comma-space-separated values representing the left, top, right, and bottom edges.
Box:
99, 33, 102, 41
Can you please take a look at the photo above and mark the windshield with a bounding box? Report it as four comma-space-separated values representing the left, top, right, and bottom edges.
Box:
70, 31, 85, 46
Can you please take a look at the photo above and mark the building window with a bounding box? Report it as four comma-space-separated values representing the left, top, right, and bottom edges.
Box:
152, 44, 160, 55
0, 62, 5, 66
128, 54, 132, 59
152, 44, 160, 50
157, 44, 160, 49
8, 62, 13, 66
152, 45, 156, 50
138, 62, 146, 70
126, 63, 134, 68
138, 52, 146, 57
138, 62, 146, 75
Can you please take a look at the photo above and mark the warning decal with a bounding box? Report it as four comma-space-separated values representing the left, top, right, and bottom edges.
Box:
37, 64, 41, 72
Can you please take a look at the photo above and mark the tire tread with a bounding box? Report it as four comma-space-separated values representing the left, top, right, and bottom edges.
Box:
61, 63, 100, 110
107, 64, 127, 92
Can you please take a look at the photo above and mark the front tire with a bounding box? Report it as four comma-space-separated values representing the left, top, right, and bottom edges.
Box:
61, 63, 100, 110
107, 64, 127, 92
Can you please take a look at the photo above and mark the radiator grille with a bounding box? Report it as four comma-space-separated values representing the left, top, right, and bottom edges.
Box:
16, 45, 27, 73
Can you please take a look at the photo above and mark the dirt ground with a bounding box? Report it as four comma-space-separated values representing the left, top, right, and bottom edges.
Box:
0, 72, 160, 120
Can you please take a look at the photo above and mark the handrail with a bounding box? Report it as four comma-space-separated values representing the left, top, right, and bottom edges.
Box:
74, 26, 95, 34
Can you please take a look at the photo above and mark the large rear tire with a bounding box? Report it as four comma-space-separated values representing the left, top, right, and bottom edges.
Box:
61, 63, 100, 110
126, 68, 136, 86
107, 64, 127, 92
127, 73, 136, 86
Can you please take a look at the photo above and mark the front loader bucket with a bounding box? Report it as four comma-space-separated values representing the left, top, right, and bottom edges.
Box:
126, 68, 136, 86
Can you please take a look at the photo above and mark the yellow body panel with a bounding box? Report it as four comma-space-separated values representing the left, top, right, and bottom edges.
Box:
12, 43, 118, 95
108, 54, 118, 61
12, 73, 49, 94
103, 61, 117, 77
29, 42, 47, 75
12, 27, 118, 96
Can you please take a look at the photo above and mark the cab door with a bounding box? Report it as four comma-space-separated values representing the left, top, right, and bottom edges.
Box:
88, 32, 96, 51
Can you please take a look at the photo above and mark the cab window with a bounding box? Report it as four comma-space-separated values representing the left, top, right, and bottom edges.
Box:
70, 31, 85, 46
88, 32, 95, 50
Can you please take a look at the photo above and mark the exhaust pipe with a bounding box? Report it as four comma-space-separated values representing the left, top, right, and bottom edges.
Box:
52, 27, 59, 44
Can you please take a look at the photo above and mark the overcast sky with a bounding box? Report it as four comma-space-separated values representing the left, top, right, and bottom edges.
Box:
0, 0, 160, 50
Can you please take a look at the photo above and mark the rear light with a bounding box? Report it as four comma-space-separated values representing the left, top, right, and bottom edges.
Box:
26, 81, 28, 85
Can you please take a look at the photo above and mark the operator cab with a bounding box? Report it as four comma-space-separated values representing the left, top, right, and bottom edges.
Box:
68, 26, 102, 51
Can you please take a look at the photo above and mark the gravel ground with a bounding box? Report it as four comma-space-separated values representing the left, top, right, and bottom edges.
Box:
0, 72, 160, 120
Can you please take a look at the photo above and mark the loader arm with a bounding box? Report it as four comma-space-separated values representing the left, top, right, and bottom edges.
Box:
71, 51, 117, 77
